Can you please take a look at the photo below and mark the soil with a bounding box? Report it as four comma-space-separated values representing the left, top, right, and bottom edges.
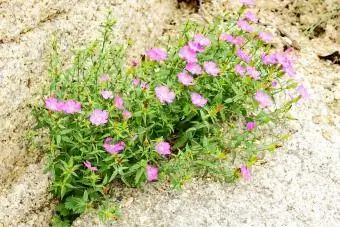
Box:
0, 0, 339, 226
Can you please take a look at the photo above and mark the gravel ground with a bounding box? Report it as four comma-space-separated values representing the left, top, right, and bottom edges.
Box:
0, 0, 339, 226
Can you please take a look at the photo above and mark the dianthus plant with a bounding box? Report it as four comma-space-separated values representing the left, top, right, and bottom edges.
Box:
32, 4, 308, 225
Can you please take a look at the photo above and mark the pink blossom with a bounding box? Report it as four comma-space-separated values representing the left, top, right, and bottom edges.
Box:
155, 141, 171, 155
132, 78, 140, 87
219, 33, 234, 42
272, 81, 278, 87
140, 82, 149, 90
194, 34, 211, 47
246, 66, 260, 80
179, 45, 197, 63
101, 90, 113, 99
45, 97, 64, 112
220, 34, 244, 45
114, 95, 124, 110
62, 100, 82, 114
103, 137, 126, 154
246, 122, 256, 131
297, 84, 310, 100
185, 62, 202, 75
240, 0, 255, 6
100, 74, 110, 82
146, 165, 158, 182
191, 92, 208, 107
188, 41, 204, 52
276, 50, 296, 77
282, 64, 296, 77
131, 59, 139, 67
244, 11, 257, 22
232, 36, 245, 46
83, 160, 98, 172
254, 90, 271, 108
122, 110, 132, 120
240, 165, 251, 180
259, 32, 273, 43
237, 19, 253, 32
262, 53, 277, 65
155, 86, 176, 104
203, 61, 220, 76
89, 109, 109, 126
235, 64, 246, 76
57, 101, 66, 111
145, 48, 168, 61
178, 71, 194, 86
236, 49, 251, 63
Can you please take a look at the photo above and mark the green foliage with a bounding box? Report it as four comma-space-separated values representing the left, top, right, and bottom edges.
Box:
32, 10, 302, 226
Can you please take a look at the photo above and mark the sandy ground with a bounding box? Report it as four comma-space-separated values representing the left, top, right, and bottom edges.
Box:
0, 0, 339, 226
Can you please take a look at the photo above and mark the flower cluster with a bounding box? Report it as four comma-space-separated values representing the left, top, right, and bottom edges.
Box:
45, 97, 81, 114
35, 1, 309, 223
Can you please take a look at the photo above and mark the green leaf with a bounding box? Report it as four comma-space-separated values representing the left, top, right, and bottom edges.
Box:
56, 135, 61, 146
173, 133, 190, 149
65, 196, 87, 214
134, 165, 145, 185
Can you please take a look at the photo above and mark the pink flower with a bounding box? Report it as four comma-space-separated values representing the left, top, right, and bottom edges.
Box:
132, 78, 140, 87
236, 49, 251, 63
297, 84, 310, 100
240, 165, 251, 180
203, 61, 220, 76
179, 45, 197, 63
131, 59, 139, 67
62, 100, 82, 114
237, 19, 253, 32
141, 82, 149, 90
83, 160, 98, 172
246, 66, 260, 80
254, 90, 271, 108
246, 122, 256, 131
271, 81, 278, 87
188, 41, 204, 52
145, 48, 168, 61
220, 34, 244, 46
45, 97, 64, 112
114, 95, 124, 110
178, 71, 194, 86
155, 141, 171, 155
90, 109, 109, 126
191, 92, 208, 107
101, 90, 113, 99
240, 0, 255, 6
103, 137, 126, 154
276, 50, 296, 77
100, 74, 110, 82
185, 62, 202, 75
219, 33, 234, 42
262, 53, 277, 65
235, 64, 246, 76
122, 110, 132, 120
146, 165, 158, 182
232, 36, 245, 46
194, 34, 211, 47
259, 32, 273, 43
244, 11, 257, 22
155, 86, 176, 104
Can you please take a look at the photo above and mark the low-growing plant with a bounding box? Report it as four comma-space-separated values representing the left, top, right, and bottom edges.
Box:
32, 1, 309, 225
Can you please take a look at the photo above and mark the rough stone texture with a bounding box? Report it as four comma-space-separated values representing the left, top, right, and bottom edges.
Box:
0, 162, 54, 226
0, 0, 339, 226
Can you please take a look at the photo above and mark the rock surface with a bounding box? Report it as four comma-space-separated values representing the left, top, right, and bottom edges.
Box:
0, 0, 339, 226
